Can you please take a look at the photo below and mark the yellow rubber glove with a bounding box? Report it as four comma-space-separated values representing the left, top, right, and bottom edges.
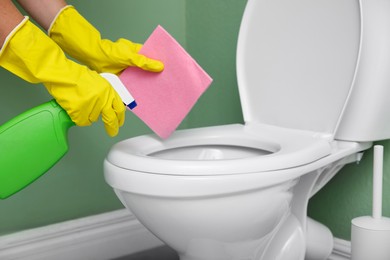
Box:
0, 17, 125, 137
49, 5, 164, 75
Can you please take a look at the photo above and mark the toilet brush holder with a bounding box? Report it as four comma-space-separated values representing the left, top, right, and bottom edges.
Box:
351, 216, 390, 260
351, 145, 390, 260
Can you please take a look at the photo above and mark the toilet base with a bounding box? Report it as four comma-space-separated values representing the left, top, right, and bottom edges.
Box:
260, 215, 305, 260
175, 215, 305, 260
175, 216, 331, 260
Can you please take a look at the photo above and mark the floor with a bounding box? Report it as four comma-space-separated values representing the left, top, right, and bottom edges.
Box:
113, 246, 179, 260
111, 245, 345, 260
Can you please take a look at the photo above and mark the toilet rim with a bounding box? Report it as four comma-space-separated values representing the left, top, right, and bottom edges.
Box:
105, 124, 332, 176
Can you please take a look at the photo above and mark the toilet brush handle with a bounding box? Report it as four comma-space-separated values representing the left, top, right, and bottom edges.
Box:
373, 145, 384, 219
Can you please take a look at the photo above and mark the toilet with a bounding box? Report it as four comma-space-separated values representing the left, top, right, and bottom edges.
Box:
104, 0, 390, 259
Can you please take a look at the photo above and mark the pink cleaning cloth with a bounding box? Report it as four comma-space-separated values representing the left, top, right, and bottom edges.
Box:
119, 25, 213, 139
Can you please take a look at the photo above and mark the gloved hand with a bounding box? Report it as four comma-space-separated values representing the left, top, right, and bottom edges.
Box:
49, 5, 164, 75
0, 17, 125, 137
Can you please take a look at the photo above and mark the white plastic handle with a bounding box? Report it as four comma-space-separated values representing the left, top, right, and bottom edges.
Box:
373, 145, 384, 219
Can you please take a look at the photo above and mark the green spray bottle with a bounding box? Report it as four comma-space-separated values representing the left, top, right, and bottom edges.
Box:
0, 73, 136, 199
0, 100, 74, 199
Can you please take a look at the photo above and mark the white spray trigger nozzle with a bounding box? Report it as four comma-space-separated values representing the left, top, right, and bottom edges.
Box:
100, 72, 137, 110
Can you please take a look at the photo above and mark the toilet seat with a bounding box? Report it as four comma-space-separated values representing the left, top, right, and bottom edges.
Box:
106, 123, 332, 176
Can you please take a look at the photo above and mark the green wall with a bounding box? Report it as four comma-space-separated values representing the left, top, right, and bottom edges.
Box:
185, 0, 245, 128
1, 0, 389, 243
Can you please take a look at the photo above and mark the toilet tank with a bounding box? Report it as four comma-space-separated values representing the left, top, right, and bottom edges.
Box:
236, 0, 390, 141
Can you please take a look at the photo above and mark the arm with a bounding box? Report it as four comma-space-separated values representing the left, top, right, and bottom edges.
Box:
16, 0, 67, 31
16, 1, 164, 74
0, 0, 24, 47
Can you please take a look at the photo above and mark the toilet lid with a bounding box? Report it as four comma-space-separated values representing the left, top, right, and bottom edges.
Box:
236, 0, 361, 135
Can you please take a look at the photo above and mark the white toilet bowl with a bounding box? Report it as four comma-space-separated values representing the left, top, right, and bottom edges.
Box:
105, 0, 390, 258
105, 124, 370, 259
